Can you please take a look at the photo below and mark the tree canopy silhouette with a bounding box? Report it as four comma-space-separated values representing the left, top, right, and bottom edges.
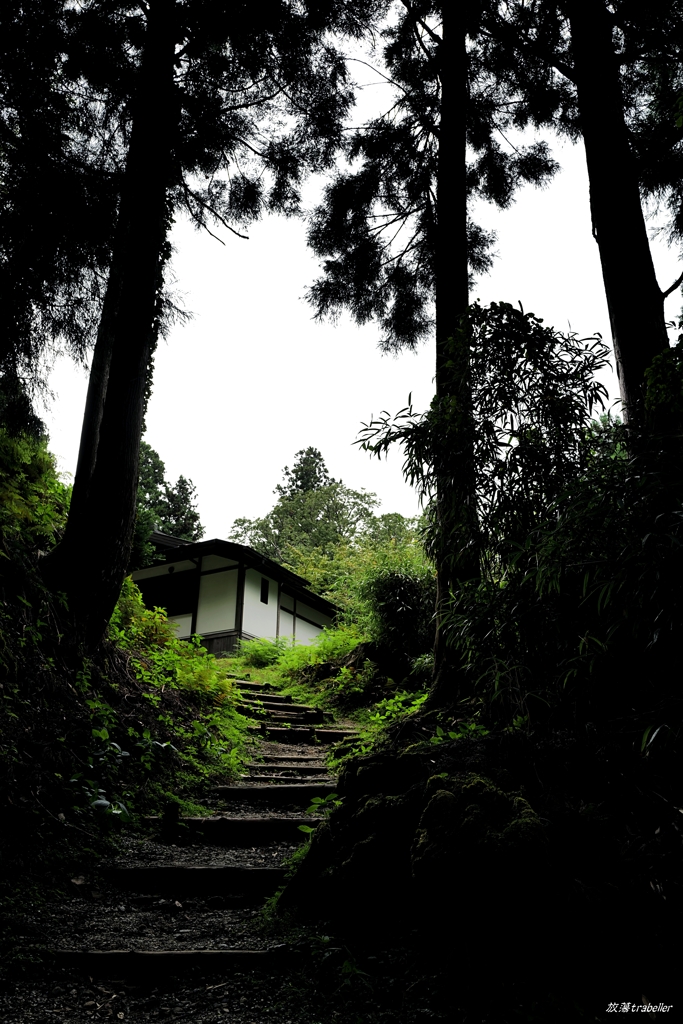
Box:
306, 1, 558, 683
480, 0, 683, 422
39, 0, 385, 647
130, 441, 204, 569
230, 448, 378, 562
0, 1, 119, 431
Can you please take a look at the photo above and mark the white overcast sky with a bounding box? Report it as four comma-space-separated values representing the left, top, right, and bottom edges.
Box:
40, 132, 683, 540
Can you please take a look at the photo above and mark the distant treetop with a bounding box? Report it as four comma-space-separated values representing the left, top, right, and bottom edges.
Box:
130, 441, 204, 570
275, 447, 337, 498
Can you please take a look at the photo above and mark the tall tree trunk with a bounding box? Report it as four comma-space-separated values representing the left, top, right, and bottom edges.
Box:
42, 0, 178, 648
568, 1, 669, 423
431, 2, 478, 696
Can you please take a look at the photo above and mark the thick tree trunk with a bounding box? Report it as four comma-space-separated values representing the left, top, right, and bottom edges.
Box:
431, 3, 478, 695
42, 0, 178, 648
568, 1, 669, 423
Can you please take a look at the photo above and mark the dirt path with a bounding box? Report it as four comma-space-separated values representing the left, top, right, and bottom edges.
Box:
2, 681, 424, 1023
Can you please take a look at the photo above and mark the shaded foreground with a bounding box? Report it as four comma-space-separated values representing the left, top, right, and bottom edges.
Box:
2, 682, 451, 1022
4, 678, 679, 1021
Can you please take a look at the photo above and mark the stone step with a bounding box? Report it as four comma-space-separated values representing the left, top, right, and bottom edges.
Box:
48, 948, 289, 976
239, 700, 324, 717
142, 815, 320, 845
315, 728, 360, 743
239, 693, 292, 705
248, 725, 314, 740
213, 783, 336, 805
103, 864, 285, 897
259, 753, 323, 762
248, 725, 358, 744
234, 680, 274, 692
239, 774, 334, 785
251, 716, 316, 727
252, 709, 317, 721
246, 763, 331, 776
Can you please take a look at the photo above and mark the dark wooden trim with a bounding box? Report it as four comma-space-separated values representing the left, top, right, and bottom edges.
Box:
294, 611, 330, 630
198, 628, 255, 657
200, 564, 239, 577
235, 563, 245, 635
278, 605, 326, 630
155, 538, 339, 610
198, 628, 258, 640
292, 597, 297, 641
280, 583, 336, 617
132, 557, 198, 582
190, 559, 201, 636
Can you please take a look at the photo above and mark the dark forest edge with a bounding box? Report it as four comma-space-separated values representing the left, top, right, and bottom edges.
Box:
0, 430, 253, 894
4, 0, 683, 1017
3, 301, 683, 1013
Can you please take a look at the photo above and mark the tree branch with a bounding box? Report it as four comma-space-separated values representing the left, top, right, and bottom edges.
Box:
399, 1, 442, 48
345, 57, 409, 95
662, 268, 683, 299
183, 184, 249, 240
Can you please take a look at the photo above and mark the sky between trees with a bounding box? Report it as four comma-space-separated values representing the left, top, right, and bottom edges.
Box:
39, 73, 683, 541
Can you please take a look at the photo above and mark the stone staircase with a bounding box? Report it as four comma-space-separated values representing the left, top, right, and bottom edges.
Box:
35, 678, 357, 978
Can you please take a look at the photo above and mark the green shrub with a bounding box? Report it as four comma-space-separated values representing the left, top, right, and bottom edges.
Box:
237, 635, 292, 667
107, 577, 252, 796
299, 623, 367, 664
359, 565, 436, 657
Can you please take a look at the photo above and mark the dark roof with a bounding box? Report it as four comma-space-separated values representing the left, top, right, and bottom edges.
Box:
150, 530, 191, 549
148, 533, 339, 615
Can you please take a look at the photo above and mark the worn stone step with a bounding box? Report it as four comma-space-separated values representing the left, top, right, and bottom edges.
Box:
241, 699, 315, 713
48, 948, 289, 976
239, 701, 326, 720
239, 693, 292, 705
315, 728, 360, 743
213, 783, 336, 804
259, 753, 323, 761
239, 774, 334, 785
235, 680, 274, 692
103, 864, 285, 896
246, 763, 331, 776
246, 716, 311, 727
248, 725, 312, 740
248, 725, 357, 744
260, 705, 322, 717
143, 815, 320, 844
256, 710, 314, 721
261, 726, 357, 742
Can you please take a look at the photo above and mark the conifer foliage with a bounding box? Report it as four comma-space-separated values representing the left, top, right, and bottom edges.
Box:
306, 2, 558, 681
0, 1, 117, 424
483, 0, 683, 422
230, 448, 379, 562
38, 0, 385, 647
130, 441, 204, 569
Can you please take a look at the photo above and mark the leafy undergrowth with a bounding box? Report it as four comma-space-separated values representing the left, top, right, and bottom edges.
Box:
109, 578, 254, 802
0, 430, 253, 904
224, 629, 439, 766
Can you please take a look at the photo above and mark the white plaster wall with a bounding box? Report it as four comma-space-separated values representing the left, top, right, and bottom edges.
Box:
132, 559, 196, 581
167, 613, 193, 639
242, 568, 278, 639
196, 570, 237, 635
279, 609, 294, 639
295, 617, 323, 645
280, 592, 294, 611
296, 600, 332, 628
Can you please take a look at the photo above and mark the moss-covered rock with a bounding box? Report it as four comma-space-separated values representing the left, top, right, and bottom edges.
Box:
408, 772, 549, 926
279, 737, 551, 938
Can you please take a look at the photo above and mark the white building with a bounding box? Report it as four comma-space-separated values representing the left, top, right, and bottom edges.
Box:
131, 533, 337, 654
